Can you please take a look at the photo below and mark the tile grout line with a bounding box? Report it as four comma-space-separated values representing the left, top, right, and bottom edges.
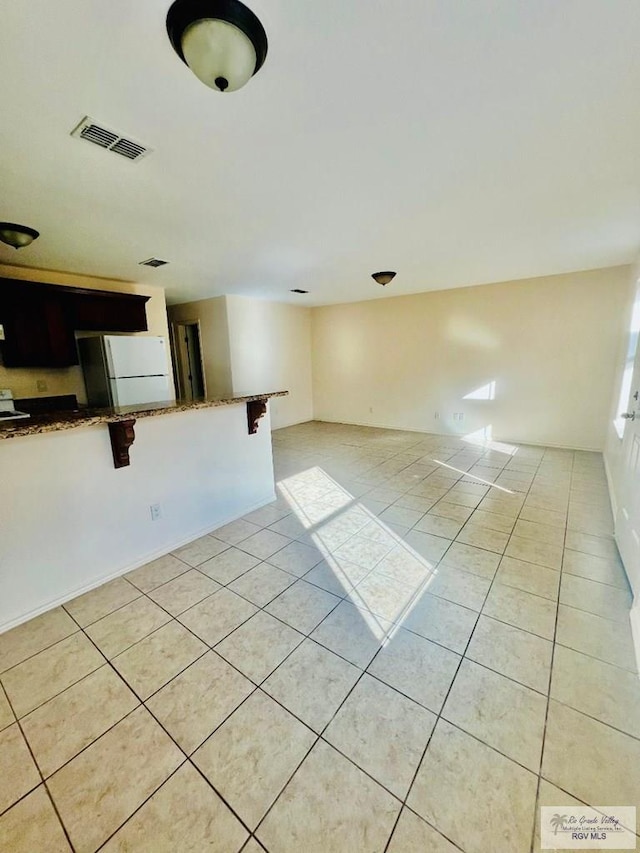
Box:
379, 457, 505, 850
527, 447, 573, 853
199, 447, 482, 849
0, 684, 59, 834
62, 606, 263, 851
66, 534, 394, 849
528, 452, 640, 848
140, 437, 543, 849
0, 427, 624, 851
380, 440, 550, 853
92, 760, 191, 852
1, 733, 68, 847
4, 607, 103, 850
0, 625, 83, 680
161, 442, 620, 848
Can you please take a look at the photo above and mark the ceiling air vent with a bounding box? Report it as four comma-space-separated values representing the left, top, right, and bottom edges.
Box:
139, 258, 169, 268
71, 116, 151, 162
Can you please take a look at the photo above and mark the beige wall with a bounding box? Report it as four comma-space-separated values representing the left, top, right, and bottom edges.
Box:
169, 294, 313, 430
225, 296, 313, 429
0, 263, 172, 404
168, 296, 232, 397
312, 266, 631, 450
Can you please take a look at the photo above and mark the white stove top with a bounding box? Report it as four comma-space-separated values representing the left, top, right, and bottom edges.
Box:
0, 410, 30, 420
0, 389, 30, 420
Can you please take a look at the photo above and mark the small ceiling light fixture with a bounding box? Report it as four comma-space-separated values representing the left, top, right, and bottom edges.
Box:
166, 0, 268, 92
139, 258, 170, 267
372, 271, 396, 286
0, 223, 40, 249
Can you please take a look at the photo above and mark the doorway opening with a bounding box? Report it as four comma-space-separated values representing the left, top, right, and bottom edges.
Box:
172, 321, 206, 400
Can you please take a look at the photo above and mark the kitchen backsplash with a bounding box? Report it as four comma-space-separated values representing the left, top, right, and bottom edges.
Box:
0, 359, 88, 404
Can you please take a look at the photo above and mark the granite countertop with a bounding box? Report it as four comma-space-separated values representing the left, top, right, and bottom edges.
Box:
0, 391, 288, 441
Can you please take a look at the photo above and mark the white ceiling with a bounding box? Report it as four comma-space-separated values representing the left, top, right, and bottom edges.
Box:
1, 0, 640, 306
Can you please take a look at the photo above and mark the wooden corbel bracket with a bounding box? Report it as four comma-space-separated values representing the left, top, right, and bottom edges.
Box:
108, 419, 136, 468
247, 399, 267, 435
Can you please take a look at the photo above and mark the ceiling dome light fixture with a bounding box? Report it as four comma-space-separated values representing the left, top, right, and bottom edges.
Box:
0, 223, 40, 250
166, 0, 268, 93
372, 271, 396, 286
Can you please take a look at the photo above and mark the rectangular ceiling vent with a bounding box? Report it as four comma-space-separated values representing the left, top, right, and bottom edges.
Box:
139, 258, 169, 268
71, 116, 151, 162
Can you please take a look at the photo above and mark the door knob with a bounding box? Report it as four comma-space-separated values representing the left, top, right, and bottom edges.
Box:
621, 412, 636, 420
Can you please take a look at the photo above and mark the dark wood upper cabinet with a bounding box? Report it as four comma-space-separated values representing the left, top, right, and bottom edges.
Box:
1, 289, 77, 367
71, 290, 149, 333
0, 279, 149, 368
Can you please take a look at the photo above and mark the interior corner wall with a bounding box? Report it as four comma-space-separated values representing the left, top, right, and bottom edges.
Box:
225, 295, 313, 430
167, 296, 233, 397
311, 266, 631, 450
0, 263, 174, 404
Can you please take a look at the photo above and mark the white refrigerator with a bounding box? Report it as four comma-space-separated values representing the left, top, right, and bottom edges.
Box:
78, 335, 174, 407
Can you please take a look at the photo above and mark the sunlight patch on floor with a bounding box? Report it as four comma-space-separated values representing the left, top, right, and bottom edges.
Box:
276, 465, 438, 638
462, 424, 519, 456
432, 459, 514, 494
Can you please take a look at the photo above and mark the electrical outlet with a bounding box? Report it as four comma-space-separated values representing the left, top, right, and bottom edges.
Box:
150, 503, 162, 521
459, 412, 464, 421
434, 412, 440, 419
36, 380, 48, 392
369, 407, 373, 413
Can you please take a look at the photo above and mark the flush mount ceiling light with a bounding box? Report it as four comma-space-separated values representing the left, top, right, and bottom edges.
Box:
166, 0, 268, 92
372, 271, 396, 286
139, 258, 170, 267
0, 223, 40, 250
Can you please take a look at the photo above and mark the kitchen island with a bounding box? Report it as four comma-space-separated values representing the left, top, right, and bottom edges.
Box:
0, 391, 287, 632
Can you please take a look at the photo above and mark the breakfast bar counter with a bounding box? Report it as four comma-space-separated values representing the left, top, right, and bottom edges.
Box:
0, 391, 288, 440
1, 391, 287, 633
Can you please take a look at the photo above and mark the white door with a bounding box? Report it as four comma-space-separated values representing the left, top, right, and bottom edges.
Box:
111, 376, 173, 407
105, 336, 168, 378
615, 341, 640, 592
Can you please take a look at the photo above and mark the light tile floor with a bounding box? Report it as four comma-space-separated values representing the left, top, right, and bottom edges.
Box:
1, 421, 638, 852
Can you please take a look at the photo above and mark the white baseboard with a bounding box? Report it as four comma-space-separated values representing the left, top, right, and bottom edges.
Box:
271, 414, 314, 431
310, 418, 603, 452
0, 491, 276, 635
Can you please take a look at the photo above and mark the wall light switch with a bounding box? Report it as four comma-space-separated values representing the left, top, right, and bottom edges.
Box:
0, 324, 4, 341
